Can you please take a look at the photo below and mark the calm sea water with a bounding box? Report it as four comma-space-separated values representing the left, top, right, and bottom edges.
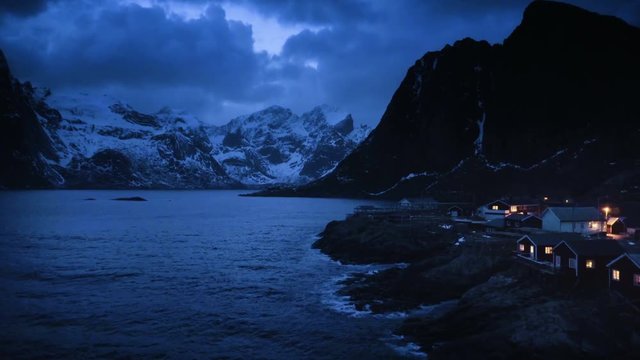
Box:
0, 190, 415, 359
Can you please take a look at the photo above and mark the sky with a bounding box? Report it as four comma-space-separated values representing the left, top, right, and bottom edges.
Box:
1, 0, 639, 126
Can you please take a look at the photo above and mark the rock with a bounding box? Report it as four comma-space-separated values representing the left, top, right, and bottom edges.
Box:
112, 196, 147, 201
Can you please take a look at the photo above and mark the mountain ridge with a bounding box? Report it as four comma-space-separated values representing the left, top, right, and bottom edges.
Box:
257, 0, 640, 201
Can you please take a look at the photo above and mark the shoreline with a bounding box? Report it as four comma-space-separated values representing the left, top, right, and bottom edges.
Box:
315, 213, 640, 359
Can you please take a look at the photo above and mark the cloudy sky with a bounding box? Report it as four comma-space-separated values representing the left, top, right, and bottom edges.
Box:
1, 0, 638, 126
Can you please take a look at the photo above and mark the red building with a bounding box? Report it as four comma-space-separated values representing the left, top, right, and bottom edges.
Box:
607, 253, 640, 300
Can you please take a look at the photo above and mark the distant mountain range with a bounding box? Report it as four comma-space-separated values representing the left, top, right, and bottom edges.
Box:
207, 105, 368, 186
262, 0, 640, 201
0, 51, 368, 189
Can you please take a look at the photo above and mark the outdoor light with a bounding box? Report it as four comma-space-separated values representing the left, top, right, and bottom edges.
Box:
603, 207, 610, 219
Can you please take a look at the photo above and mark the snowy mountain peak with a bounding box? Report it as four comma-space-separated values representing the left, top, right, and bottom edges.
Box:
206, 105, 370, 185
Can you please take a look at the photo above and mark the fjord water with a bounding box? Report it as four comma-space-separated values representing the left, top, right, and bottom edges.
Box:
0, 191, 406, 359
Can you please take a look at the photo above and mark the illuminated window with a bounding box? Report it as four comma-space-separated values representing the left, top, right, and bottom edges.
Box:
529, 246, 534, 255
569, 258, 577, 269
510, 206, 518, 213
545, 247, 553, 255
586, 259, 594, 269
519, 244, 525, 252
634, 274, 640, 287
491, 205, 499, 210
612, 269, 620, 281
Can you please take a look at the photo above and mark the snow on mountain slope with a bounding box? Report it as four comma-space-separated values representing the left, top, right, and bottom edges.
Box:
9, 82, 368, 188
30, 90, 236, 189
205, 105, 370, 185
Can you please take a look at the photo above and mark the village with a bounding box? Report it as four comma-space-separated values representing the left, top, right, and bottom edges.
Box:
349, 196, 640, 303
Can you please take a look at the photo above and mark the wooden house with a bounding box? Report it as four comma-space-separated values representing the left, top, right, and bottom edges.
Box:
505, 213, 542, 229
607, 253, 640, 300
541, 207, 606, 234
516, 233, 583, 263
553, 239, 624, 283
476, 200, 511, 220
606, 217, 626, 235
505, 198, 542, 216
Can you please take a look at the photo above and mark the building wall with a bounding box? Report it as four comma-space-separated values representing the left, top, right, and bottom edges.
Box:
535, 244, 554, 262
553, 243, 576, 276
517, 238, 535, 258
542, 212, 561, 232
609, 257, 640, 300
576, 255, 613, 285
558, 221, 604, 234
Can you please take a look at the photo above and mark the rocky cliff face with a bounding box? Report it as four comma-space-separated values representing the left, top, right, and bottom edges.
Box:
0, 50, 63, 188
205, 105, 369, 185
0, 56, 237, 189
287, 0, 640, 200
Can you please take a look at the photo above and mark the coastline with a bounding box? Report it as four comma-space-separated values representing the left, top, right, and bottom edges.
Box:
314, 213, 640, 359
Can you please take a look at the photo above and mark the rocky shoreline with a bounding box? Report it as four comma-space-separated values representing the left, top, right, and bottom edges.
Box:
314, 215, 640, 359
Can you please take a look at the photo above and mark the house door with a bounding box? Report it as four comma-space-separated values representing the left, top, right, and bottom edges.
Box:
555, 256, 561, 268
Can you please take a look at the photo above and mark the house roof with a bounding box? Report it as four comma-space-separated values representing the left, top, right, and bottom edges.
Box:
486, 218, 505, 228
556, 239, 624, 257
544, 207, 605, 222
607, 252, 640, 268
606, 217, 623, 226
482, 200, 510, 208
506, 213, 540, 222
519, 233, 584, 246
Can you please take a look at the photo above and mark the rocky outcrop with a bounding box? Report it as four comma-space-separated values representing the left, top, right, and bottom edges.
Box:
0, 49, 63, 188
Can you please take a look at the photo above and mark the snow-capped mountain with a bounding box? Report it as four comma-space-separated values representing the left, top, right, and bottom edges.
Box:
205, 105, 369, 185
0, 49, 368, 189
0, 50, 237, 190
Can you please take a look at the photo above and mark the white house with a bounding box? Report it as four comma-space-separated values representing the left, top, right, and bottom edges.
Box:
541, 207, 605, 234
476, 200, 511, 221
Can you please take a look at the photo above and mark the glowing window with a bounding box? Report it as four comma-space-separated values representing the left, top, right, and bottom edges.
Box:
545, 247, 553, 255
530, 246, 534, 255
519, 244, 525, 252
586, 259, 594, 269
634, 274, 640, 287
612, 269, 620, 281
510, 206, 518, 213
491, 205, 499, 210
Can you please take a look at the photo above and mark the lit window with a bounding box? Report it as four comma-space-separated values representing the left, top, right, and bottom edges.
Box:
634, 274, 640, 287
491, 205, 499, 210
586, 259, 594, 269
519, 244, 525, 252
612, 269, 620, 281
530, 246, 534, 255
545, 247, 553, 255
510, 206, 518, 213
569, 258, 577, 269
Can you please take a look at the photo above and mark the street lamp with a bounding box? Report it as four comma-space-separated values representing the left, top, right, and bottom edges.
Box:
602, 206, 610, 219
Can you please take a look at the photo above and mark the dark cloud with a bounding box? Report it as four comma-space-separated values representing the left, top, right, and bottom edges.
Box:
235, 0, 375, 25
0, 0, 638, 125
0, 0, 49, 17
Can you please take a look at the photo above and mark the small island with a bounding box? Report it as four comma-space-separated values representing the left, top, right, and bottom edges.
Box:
315, 199, 640, 359
111, 196, 147, 201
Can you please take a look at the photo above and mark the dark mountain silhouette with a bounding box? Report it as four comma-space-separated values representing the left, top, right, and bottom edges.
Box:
260, 0, 640, 201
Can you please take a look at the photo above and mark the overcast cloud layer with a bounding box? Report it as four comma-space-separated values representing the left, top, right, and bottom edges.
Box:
1, 0, 638, 125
